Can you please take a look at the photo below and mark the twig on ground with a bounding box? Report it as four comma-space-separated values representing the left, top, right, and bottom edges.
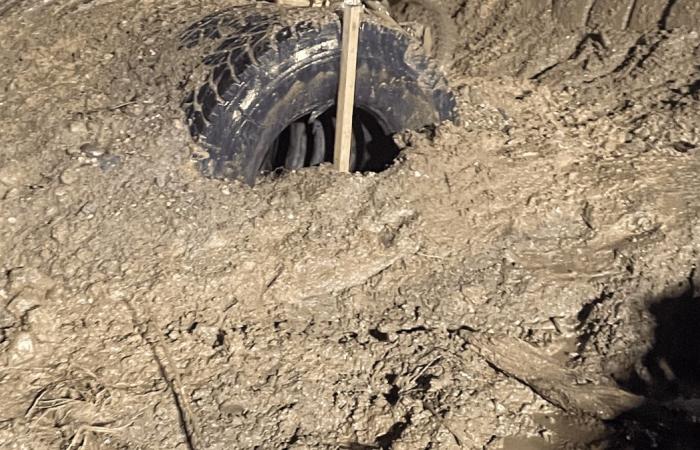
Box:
65, 410, 145, 450
121, 298, 199, 450
402, 355, 442, 393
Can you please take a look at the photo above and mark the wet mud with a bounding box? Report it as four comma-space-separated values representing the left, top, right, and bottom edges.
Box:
0, 0, 698, 448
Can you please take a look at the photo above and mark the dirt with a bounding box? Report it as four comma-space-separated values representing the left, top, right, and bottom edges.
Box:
0, 0, 698, 449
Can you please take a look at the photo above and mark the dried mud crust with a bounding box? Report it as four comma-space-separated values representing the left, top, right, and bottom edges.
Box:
180, 3, 455, 184
0, 0, 699, 450
449, 0, 700, 78
388, 0, 458, 66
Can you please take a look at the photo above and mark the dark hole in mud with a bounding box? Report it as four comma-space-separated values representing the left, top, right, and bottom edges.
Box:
414, 374, 436, 391
375, 419, 410, 449
688, 79, 700, 98
338, 331, 358, 344
384, 385, 400, 406
369, 328, 390, 341
514, 90, 533, 100
260, 107, 400, 177
671, 141, 696, 153
396, 325, 428, 334
577, 290, 613, 325
213, 329, 225, 348
384, 373, 400, 406
575, 289, 614, 351
286, 429, 300, 447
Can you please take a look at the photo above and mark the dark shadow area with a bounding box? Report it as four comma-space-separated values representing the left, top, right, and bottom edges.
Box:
602, 275, 700, 449
261, 106, 400, 177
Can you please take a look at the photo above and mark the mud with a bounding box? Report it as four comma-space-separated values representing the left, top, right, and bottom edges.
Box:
0, 0, 698, 449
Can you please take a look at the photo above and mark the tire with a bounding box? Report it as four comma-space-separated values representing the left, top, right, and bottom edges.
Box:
181, 4, 456, 185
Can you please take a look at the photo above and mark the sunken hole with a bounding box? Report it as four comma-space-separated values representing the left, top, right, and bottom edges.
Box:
259, 106, 401, 177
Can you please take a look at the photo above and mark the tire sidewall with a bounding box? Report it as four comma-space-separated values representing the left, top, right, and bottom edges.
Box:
199, 12, 455, 184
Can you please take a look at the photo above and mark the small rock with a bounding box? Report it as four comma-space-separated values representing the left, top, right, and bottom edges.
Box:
60, 167, 80, 185
9, 332, 35, 364
80, 202, 97, 216
26, 308, 58, 343
65, 146, 81, 157
128, 103, 145, 116
69, 120, 88, 135
99, 154, 121, 172
0, 163, 24, 187
166, 328, 180, 341
219, 401, 246, 425
80, 143, 104, 157
16, 334, 33, 351
154, 172, 168, 187
194, 325, 221, 347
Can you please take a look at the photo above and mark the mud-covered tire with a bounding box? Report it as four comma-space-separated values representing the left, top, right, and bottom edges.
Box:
181, 4, 456, 185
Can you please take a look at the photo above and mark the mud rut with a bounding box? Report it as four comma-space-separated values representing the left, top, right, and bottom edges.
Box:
0, 0, 698, 449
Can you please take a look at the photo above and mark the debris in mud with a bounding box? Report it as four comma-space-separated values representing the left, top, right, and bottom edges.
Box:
463, 331, 645, 420
79, 143, 105, 158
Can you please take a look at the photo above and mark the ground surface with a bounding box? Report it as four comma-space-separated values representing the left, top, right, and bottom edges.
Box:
0, 0, 699, 449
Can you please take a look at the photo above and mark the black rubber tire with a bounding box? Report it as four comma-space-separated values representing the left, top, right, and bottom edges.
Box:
181, 4, 456, 185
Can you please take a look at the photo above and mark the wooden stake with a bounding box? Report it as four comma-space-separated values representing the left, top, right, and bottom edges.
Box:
333, 0, 362, 173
